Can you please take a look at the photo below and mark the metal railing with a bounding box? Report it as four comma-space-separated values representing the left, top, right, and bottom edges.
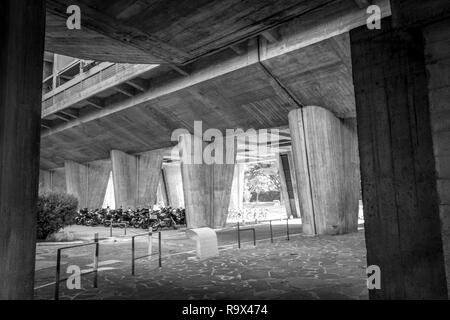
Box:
54, 233, 99, 300
232, 218, 294, 248
236, 222, 256, 249
131, 232, 162, 276
104, 220, 128, 237
46, 218, 297, 299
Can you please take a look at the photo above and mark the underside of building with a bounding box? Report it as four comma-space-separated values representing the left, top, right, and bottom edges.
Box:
0, 0, 449, 300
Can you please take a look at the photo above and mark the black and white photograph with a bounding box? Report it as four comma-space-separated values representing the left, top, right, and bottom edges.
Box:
0, 0, 450, 308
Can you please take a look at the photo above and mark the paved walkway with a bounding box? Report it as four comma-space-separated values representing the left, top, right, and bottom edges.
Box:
34, 223, 368, 300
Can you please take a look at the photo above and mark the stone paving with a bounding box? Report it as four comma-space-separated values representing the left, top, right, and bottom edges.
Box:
34, 224, 368, 300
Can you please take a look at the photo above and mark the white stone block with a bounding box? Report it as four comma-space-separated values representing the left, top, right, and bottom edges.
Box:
186, 227, 219, 259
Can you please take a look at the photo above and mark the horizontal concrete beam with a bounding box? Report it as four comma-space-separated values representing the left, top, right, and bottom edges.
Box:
42, 0, 391, 139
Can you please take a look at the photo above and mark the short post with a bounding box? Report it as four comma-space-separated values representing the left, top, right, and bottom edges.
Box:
124, 223, 127, 236
237, 222, 241, 249
252, 229, 256, 246
148, 232, 153, 261
93, 233, 99, 288
158, 232, 162, 268
286, 218, 290, 241
54, 249, 62, 300
131, 236, 135, 276
110, 222, 113, 237
270, 220, 273, 243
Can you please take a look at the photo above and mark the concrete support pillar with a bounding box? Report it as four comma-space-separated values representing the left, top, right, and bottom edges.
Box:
350, 17, 448, 299
64, 160, 112, 209
156, 170, 169, 206
39, 168, 67, 194
111, 149, 163, 209
212, 159, 236, 228
87, 160, 113, 209
137, 151, 164, 207
179, 134, 236, 228
111, 150, 137, 209
52, 168, 67, 194
424, 18, 450, 298
287, 152, 302, 218
39, 170, 52, 194
65, 160, 88, 208
288, 107, 360, 235
278, 153, 300, 218
163, 163, 185, 208
0, 0, 46, 299
229, 163, 245, 211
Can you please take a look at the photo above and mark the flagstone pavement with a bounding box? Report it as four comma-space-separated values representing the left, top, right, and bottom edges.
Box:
34, 224, 368, 300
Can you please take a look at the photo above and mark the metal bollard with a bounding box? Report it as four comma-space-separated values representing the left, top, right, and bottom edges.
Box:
286, 218, 290, 241
94, 233, 99, 287
131, 236, 135, 276
54, 249, 62, 300
237, 222, 241, 249
148, 232, 152, 261
110, 222, 113, 237
158, 232, 162, 268
270, 220, 273, 243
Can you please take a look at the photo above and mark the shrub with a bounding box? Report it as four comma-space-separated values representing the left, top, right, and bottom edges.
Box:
36, 192, 78, 240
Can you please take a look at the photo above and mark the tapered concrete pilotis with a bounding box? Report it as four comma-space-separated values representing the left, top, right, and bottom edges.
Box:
288, 107, 360, 236
179, 134, 236, 229
0, 0, 46, 299
64, 160, 111, 209
424, 18, 450, 297
39, 168, 67, 194
111, 149, 164, 209
163, 163, 184, 208
229, 164, 245, 211
278, 153, 300, 219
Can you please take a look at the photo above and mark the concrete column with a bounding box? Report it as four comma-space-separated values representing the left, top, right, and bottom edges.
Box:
111, 149, 163, 209
87, 160, 113, 209
179, 134, 236, 228
156, 170, 169, 206
229, 163, 245, 211
39, 168, 68, 195
65, 160, 88, 208
52, 168, 67, 194
424, 18, 450, 298
287, 152, 302, 219
278, 153, 300, 218
212, 159, 236, 228
288, 107, 360, 236
65, 160, 111, 209
39, 170, 52, 194
0, 0, 46, 299
350, 17, 448, 299
137, 150, 164, 207
163, 163, 185, 208
111, 150, 137, 209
